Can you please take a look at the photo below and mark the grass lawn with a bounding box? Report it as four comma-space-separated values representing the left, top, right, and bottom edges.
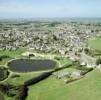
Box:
55, 67, 78, 73
27, 75, 65, 100
55, 56, 73, 66
0, 58, 11, 65
1, 48, 100, 100
4, 72, 43, 85
88, 37, 101, 51
26, 69, 101, 100
2, 72, 43, 100
0, 48, 28, 65
0, 48, 28, 58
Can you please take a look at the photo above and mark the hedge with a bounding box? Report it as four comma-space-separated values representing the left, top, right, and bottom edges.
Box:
24, 71, 52, 86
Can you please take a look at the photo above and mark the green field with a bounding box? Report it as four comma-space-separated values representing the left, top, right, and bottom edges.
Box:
27, 69, 101, 100
89, 37, 101, 51
0, 48, 28, 65
5, 72, 42, 85
56, 57, 72, 66
0, 48, 101, 100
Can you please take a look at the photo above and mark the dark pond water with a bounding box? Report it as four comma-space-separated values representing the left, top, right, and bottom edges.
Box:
8, 59, 57, 72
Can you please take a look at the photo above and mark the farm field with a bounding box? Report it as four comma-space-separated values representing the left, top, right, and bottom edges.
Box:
89, 37, 101, 51
27, 69, 101, 100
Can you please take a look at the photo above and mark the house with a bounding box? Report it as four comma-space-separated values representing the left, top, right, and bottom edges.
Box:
68, 51, 79, 61
70, 71, 82, 79
79, 51, 96, 68
21, 52, 35, 57
97, 64, 101, 70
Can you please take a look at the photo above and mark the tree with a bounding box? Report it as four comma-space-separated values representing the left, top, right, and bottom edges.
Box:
96, 58, 101, 65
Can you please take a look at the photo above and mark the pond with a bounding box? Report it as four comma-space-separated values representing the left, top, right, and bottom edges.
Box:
8, 59, 57, 72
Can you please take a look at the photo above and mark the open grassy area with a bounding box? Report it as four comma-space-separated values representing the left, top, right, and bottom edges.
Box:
0, 48, 100, 100
89, 37, 101, 51
33, 26, 58, 32
27, 75, 65, 100
54, 56, 73, 66
1, 71, 44, 100
0, 48, 28, 58
26, 69, 101, 100
0, 48, 28, 65
5, 72, 42, 85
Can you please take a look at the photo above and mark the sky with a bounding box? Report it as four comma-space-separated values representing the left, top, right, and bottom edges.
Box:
0, 0, 101, 18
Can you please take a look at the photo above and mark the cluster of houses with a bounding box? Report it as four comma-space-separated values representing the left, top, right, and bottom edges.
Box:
0, 23, 100, 52
0, 22, 101, 69
53, 70, 82, 82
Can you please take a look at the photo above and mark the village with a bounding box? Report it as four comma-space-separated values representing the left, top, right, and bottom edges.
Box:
0, 21, 101, 68
0, 21, 101, 100
1, 0, 101, 99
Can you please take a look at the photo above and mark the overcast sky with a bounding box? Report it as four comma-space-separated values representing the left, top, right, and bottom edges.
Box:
0, 0, 101, 18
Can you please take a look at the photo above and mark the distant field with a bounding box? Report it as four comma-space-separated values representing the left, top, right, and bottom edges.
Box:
89, 37, 101, 51
27, 69, 101, 100
32, 26, 58, 32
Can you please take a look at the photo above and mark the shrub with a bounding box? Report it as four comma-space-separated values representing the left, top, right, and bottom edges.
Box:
96, 58, 101, 65
82, 68, 93, 75
0, 67, 9, 81
10, 74, 20, 78
0, 84, 16, 97
24, 72, 52, 86
0, 84, 28, 100
54, 56, 60, 60
15, 86, 28, 100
